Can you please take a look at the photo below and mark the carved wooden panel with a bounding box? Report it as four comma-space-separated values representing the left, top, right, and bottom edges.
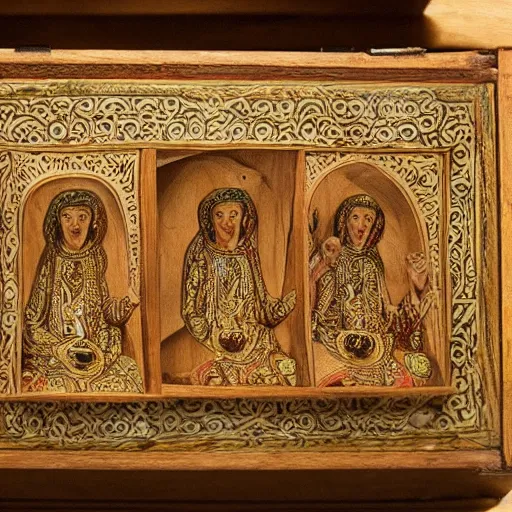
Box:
307, 152, 447, 388
0, 78, 499, 459
0, 150, 144, 395
158, 150, 307, 387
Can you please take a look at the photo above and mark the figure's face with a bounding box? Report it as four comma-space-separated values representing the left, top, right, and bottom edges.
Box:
59, 205, 92, 251
212, 202, 243, 250
347, 206, 375, 248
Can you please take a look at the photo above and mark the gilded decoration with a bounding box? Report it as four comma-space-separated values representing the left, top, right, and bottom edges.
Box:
0, 81, 497, 450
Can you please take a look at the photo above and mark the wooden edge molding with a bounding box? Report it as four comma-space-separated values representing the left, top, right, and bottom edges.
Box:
140, 149, 161, 394
160, 385, 457, 400
0, 385, 456, 402
0, 449, 502, 471
0, 498, 501, 511
499, 49, 512, 469
0, 49, 498, 82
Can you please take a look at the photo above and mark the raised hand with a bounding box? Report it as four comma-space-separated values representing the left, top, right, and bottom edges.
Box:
283, 290, 297, 310
406, 252, 429, 293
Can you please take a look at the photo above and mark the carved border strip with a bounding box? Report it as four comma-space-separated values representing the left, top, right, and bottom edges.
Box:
0, 82, 481, 148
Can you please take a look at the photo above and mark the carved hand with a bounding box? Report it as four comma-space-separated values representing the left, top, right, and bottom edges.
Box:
188, 315, 210, 343
283, 290, 297, 312
406, 252, 429, 293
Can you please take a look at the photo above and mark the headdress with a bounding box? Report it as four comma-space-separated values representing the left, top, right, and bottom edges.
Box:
198, 188, 257, 250
334, 194, 385, 249
43, 189, 107, 249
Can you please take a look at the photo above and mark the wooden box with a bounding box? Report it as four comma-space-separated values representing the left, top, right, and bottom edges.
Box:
0, 49, 510, 472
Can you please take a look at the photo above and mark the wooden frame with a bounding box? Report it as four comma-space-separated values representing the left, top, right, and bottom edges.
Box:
0, 49, 503, 471
0, 449, 502, 471
499, 49, 512, 469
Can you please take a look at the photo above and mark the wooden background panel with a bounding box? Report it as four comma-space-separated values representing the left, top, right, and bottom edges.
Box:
0, 0, 511, 51
0, 0, 432, 16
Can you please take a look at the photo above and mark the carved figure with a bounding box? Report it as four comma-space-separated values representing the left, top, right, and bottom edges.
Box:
22, 190, 143, 393
311, 194, 434, 387
182, 188, 297, 386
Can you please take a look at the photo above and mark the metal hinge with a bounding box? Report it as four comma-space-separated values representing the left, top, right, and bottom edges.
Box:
15, 46, 51, 53
368, 47, 427, 56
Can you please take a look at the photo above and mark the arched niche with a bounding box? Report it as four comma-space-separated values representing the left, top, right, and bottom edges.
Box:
308, 160, 443, 387
20, 176, 143, 376
158, 149, 307, 385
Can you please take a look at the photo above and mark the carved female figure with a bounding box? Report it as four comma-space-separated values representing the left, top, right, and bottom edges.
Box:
311, 194, 434, 387
182, 188, 297, 386
22, 190, 143, 393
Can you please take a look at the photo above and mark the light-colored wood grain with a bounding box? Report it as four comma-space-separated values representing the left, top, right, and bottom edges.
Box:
0, 385, 455, 401
424, 0, 512, 49
159, 384, 456, 399
2, 50, 489, 68
0, 392, 156, 402
282, 151, 309, 385
0, 50, 497, 82
140, 149, 161, 393
0, 449, 501, 471
499, 50, 512, 469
